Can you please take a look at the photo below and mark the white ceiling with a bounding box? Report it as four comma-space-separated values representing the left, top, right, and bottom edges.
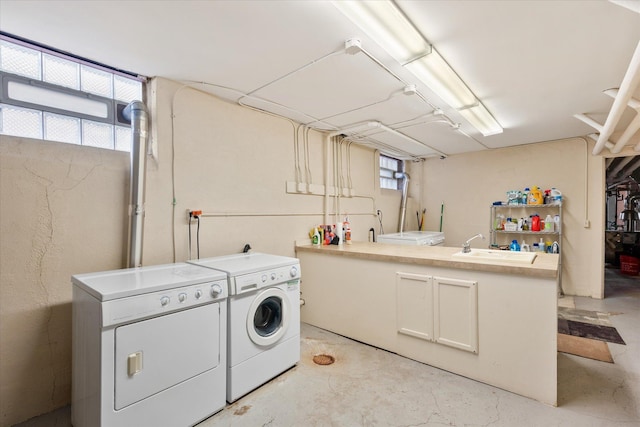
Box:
1, 0, 639, 158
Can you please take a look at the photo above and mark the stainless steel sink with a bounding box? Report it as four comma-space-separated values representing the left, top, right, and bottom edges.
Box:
452, 249, 537, 264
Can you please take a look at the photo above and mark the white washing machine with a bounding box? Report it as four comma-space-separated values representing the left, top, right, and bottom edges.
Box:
189, 252, 300, 402
71, 262, 228, 427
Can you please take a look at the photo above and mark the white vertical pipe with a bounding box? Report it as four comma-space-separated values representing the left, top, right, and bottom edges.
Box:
593, 40, 640, 155
324, 134, 331, 227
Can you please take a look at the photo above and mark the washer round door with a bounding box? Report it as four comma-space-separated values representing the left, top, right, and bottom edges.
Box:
247, 287, 290, 347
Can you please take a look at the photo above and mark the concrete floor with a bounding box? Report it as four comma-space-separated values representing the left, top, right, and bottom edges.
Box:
16, 268, 639, 427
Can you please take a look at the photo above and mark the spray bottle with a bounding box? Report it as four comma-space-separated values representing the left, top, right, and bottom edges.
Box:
343, 215, 352, 245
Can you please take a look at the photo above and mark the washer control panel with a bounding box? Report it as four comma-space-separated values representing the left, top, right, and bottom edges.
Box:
101, 278, 228, 327
232, 263, 301, 295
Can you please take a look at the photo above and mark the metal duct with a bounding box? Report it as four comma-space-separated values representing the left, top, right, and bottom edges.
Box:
123, 101, 148, 268
395, 172, 410, 233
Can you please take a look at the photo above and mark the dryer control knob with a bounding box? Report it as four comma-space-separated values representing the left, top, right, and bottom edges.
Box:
270, 273, 276, 281
194, 289, 203, 299
160, 296, 170, 307
178, 292, 187, 303
289, 266, 298, 277
210, 284, 223, 298
261, 274, 267, 283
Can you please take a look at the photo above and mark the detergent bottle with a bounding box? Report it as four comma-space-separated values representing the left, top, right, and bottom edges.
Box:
550, 188, 562, 205
531, 214, 541, 231
528, 186, 544, 205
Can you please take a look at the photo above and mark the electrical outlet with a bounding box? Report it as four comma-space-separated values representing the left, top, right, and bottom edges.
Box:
584, 219, 591, 228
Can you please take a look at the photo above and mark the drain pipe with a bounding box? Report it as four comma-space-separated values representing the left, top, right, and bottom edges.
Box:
123, 101, 149, 268
395, 172, 410, 233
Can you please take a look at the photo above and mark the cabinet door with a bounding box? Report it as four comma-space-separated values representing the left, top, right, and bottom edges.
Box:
433, 276, 478, 353
396, 272, 433, 341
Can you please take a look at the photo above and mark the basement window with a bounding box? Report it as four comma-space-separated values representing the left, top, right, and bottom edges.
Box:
380, 154, 404, 190
0, 34, 145, 151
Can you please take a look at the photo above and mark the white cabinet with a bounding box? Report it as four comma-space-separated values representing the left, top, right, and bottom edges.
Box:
396, 273, 478, 354
433, 276, 478, 354
396, 273, 434, 341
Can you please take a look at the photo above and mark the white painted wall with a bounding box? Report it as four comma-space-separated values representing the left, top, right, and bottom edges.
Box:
409, 138, 606, 298
142, 78, 399, 264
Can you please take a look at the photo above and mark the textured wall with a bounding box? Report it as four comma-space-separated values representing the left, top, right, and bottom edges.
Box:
0, 137, 129, 426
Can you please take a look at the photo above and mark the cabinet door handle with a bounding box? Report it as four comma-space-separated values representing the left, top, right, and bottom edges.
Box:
127, 351, 143, 377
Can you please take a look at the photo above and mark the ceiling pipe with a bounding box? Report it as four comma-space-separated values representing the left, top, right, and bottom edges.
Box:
604, 87, 640, 153
586, 132, 615, 150
592, 40, 640, 155
609, 155, 636, 177
123, 101, 148, 268
616, 156, 640, 182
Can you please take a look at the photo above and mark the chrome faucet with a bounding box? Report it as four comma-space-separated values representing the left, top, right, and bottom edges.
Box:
462, 233, 485, 253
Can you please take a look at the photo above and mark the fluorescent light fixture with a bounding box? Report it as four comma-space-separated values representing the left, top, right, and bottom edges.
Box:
458, 103, 503, 136
404, 50, 475, 109
333, 0, 503, 136
333, 0, 428, 63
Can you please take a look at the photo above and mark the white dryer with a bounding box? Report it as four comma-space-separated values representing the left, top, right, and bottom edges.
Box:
189, 252, 300, 402
71, 262, 228, 427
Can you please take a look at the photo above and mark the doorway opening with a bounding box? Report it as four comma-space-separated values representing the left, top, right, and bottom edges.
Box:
605, 155, 640, 297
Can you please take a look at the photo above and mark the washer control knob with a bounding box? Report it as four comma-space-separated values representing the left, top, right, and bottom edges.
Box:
290, 266, 298, 277
178, 292, 187, 303
194, 289, 203, 299
160, 296, 170, 307
270, 272, 276, 281
210, 283, 223, 298
261, 274, 267, 283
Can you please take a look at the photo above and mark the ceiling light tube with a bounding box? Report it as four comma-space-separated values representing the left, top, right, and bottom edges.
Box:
333, 0, 502, 136
404, 50, 476, 109
332, 0, 428, 63
458, 103, 503, 136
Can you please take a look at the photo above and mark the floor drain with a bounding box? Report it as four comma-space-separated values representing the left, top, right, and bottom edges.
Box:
313, 354, 335, 365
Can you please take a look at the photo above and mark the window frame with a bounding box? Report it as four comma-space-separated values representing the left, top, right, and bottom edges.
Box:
380, 154, 405, 191
0, 33, 145, 151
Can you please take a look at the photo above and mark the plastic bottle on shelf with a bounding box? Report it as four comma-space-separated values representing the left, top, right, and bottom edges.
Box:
531, 214, 541, 231
343, 216, 352, 245
312, 227, 320, 245
521, 240, 530, 252
554, 214, 561, 232
539, 238, 545, 252
509, 239, 521, 251
550, 188, 562, 205
544, 214, 553, 231
528, 186, 544, 205
522, 188, 529, 205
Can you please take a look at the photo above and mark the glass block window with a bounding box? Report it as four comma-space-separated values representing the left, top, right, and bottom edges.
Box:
82, 120, 114, 149
0, 35, 145, 151
380, 154, 404, 190
115, 126, 132, 152
0, 104, 42, 139
81, 65, 113, 98
43, 53, 79, 90
44, 112, 80, 144
0, 39, 41, 79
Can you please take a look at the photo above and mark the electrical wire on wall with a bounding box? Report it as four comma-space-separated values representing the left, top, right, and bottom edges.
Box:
170, 84, 193, 262
187, 210, 202, 260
